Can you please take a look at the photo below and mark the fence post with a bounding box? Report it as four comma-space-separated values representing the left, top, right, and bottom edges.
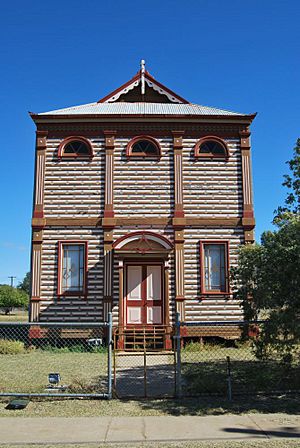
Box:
107, 312, 113, 399
226, 355, 232, 401
175, 312, 182, 398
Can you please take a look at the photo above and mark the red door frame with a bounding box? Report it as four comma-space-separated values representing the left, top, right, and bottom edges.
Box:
124, 260, 164, 327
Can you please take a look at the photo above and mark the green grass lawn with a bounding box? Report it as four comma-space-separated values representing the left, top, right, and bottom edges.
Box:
0, 342, 299, 419
0, 350, 107, 393
181, 343, 300, 395
1, 393, 300, 418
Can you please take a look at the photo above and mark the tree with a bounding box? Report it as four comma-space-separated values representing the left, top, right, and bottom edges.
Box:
0, 285, 29, 315
274, 137, 300, 225
18, 272, 31, 296
232, 139, 300, 362
232, 216, 300, 361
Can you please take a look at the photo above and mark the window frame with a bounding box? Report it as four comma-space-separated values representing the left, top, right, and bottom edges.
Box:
58, 136, 94, 159
200, 240, 230, 295
126, 135, 161, 158
194, 136, 229, 159
57, 241, 88, 297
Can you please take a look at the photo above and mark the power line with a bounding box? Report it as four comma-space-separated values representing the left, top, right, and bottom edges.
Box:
8, 276, 16, 287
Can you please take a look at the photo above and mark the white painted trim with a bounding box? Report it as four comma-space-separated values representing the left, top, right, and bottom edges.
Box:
145, 79, 182, 103
114, 233, 172, 250
105, 80, 139, 102
104, 77, 183, 104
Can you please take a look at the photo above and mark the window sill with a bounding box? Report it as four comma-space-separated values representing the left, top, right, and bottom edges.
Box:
195, 154, 229, 160
127, 154, 161, 159
58, 155, 93, 160
200, 291, 231, 296
57, 291, 87, 298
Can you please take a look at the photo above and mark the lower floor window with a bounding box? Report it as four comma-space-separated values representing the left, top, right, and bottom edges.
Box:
59, 242, 86, 294
202, 242, 229, 293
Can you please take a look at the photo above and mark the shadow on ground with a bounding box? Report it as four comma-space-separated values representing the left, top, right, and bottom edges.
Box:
222, 426, 300, 438
134, 393, 300, 416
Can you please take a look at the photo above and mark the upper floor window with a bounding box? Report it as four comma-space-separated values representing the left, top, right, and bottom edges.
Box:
58, 136, 93, 159
194, 136, 229, 159
126, 136, 161, 158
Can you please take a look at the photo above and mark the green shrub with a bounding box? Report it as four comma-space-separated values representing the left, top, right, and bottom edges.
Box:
0, 339, 26, 354
183, 341, 226, 353
40, 343, 107, 353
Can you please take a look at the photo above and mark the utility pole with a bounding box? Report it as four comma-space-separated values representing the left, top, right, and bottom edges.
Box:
8, 276, 16, 287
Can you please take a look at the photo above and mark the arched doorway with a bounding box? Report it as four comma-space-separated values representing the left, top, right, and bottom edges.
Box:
113, 232, 173, 328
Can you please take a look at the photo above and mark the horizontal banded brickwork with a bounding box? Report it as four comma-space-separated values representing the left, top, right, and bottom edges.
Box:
183, 138, 243, 217
114, 138, 173, 216
39, 227, 104, 322
112, 227, 175, 326
43, 139, 105, 218
184, 227, 244, 322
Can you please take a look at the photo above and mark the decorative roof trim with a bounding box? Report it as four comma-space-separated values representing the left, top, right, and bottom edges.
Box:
98, 70, 189, 104
144, 78, 182, 103
104, 79, 140, 103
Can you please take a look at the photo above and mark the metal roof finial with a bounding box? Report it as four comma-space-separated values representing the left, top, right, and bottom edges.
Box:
140, 59, 145, 95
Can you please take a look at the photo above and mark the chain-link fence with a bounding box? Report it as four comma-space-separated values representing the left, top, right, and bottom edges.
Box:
0, 316, 112, 399
176, 320, 300, 399
2, 316, 299, 401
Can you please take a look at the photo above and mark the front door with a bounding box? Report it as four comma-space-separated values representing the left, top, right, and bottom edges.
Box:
126, 263, 163, 325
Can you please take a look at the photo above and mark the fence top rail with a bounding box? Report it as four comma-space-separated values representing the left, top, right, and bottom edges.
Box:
182, 320, 267, 327
0, 321, 109, 328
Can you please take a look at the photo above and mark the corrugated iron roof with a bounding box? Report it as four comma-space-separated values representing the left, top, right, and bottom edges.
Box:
38, 102, 244, 116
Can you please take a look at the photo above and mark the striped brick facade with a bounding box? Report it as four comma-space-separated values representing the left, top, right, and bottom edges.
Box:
29, 68, 255, 333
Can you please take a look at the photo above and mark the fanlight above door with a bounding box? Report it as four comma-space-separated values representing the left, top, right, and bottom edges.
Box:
113, 231, 173, 254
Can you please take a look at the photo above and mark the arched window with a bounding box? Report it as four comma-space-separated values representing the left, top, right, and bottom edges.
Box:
194, 136, 229, 159
58, 137, 93, 159
126, 136, 161, 158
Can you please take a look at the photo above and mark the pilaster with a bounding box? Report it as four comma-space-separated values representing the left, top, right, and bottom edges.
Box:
103, 229, 114, 320
33, 131, 47, 219
174, 229, 185, 320
240, 129, 255, 243
103, 131, 116, 219
172, 131, 185, 218
30, 227, 43, 321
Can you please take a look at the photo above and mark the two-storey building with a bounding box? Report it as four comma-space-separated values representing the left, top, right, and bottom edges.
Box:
29, 62, 255, 343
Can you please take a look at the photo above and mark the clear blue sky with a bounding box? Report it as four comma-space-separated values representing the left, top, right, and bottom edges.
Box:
0, 0, 299, 284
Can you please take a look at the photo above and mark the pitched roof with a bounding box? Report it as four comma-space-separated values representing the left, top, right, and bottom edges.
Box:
37, 102, 244, 116
31, 65, 255, 120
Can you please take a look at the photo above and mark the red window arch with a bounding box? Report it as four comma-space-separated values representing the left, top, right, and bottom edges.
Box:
194, 136, 229, 159
126, 136, 161, 158
58, 136, 93, 159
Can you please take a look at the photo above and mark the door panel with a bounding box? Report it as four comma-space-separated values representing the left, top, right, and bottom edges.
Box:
146, 266, 162, 301
126, 263, 163, 325
147, 306, 162, 324
127, 307, 142, 324
127, 266, 142, 300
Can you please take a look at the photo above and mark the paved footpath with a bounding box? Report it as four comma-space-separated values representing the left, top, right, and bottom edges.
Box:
0, 414, 299, 444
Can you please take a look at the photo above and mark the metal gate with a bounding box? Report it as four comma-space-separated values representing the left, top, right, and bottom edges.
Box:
113, 323, 180, 398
